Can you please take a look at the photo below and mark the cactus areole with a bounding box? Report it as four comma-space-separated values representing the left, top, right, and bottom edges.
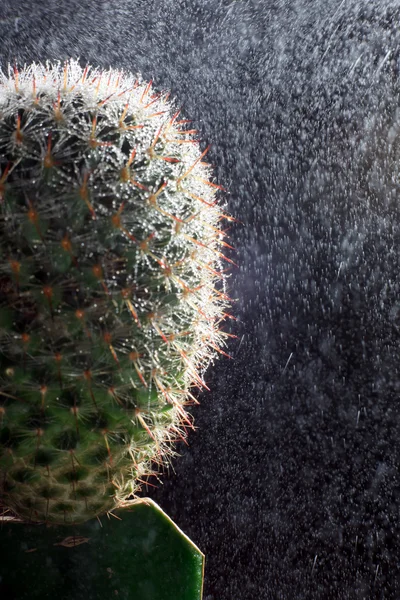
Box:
0, 59, 234, 525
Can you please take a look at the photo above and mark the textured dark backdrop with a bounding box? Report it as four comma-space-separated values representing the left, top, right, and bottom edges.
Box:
2, 1, 400, 598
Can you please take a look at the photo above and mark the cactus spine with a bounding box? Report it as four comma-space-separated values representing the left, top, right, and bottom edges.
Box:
0, 59, 234, 525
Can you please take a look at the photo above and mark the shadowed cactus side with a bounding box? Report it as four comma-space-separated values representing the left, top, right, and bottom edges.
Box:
0, 58, 236, 525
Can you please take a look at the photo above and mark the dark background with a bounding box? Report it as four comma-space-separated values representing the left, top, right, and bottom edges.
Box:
3, 1, 400, 598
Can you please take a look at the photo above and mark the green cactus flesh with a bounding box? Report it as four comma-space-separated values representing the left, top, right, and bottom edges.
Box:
0, 59, 234, 524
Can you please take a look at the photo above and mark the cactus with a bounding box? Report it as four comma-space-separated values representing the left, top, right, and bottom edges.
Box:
0, 59, 235, 525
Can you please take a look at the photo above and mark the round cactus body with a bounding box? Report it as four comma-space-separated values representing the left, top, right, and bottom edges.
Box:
0, 59, 234, 524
